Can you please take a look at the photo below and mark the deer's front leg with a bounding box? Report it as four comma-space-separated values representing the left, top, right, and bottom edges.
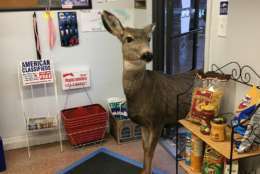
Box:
141, 126, 162, 174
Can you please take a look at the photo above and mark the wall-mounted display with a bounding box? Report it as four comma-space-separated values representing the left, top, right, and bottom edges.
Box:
0, 0, 92, 12
58, 12, 79, 47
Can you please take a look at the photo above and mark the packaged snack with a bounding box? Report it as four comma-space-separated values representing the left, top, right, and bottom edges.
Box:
236, 86, 260, 113
237, 106, 260, 153
187, 87, 223, 134
202, 145, 224, 174
232, 86, 260, 150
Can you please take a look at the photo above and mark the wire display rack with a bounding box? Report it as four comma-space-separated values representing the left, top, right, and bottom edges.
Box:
176, 61, 260, 174
17, 59, 63, 158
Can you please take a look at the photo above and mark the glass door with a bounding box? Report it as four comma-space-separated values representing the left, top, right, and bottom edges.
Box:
154, 0, 207, 160
166, 0, 207, 74
153, 0, 207, 74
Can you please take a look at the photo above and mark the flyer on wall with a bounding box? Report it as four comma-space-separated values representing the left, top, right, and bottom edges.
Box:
61, 68, 91, 90
61, 0, 90, 8
20, 59, 54, 86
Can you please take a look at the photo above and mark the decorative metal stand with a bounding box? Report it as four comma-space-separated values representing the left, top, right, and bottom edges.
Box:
175, 61, 260, 174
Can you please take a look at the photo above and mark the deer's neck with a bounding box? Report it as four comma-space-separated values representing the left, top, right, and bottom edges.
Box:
123, 60, 146, 97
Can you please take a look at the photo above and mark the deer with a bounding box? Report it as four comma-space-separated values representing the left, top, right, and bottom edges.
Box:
101, 11, 198, 174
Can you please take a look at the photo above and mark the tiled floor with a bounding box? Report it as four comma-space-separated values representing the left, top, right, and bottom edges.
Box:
2, 137, 179, 174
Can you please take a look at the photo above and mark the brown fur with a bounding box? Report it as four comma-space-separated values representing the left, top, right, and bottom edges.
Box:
101, 11, 196, 174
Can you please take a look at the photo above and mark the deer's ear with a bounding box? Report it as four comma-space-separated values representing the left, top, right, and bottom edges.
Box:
101, 10, 124, 39
144, 23, 156, 34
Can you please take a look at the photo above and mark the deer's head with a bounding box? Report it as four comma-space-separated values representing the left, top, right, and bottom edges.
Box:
101, 11, 155, 70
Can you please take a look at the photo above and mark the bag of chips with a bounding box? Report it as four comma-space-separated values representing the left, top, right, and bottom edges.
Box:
187, 87, 223, 134
237, 106, 260, 153
202, 145, 225, 174
232, 86, 260, 151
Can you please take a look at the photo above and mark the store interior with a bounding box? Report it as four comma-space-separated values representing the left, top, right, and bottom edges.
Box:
0, 0, 260, 174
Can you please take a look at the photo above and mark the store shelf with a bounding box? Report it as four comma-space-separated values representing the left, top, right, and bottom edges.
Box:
179, 119, 260, 160
179, 160, 201, 174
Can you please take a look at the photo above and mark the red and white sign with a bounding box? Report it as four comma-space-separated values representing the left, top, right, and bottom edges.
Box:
20, 59, 54, 86
61, 68, 90, 90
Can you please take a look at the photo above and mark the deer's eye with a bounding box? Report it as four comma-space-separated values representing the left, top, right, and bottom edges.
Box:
125, 36, 134, 43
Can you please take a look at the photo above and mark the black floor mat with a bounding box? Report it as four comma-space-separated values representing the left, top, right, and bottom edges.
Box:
68, 152, 142, 174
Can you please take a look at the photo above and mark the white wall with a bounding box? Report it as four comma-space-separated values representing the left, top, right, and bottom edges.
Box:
0, 1, 138, 150
207, 0, 260, 172
207, 0, 260, 72
134, 0, 152, 27
205, 0, 228, 71
207, 0, 260, 111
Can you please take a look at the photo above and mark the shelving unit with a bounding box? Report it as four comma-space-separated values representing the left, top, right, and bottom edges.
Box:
175, 62, 260, 174
18, 59, 63, 158
178, 119, 260, 174
179, 119, 260, 160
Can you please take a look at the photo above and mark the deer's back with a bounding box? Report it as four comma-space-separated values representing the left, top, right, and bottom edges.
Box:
126, 70, 196, 127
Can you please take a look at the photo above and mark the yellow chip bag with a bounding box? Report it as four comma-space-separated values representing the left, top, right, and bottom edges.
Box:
187, 87, 223, 125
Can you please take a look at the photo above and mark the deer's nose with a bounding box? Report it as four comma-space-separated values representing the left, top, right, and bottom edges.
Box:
141, 52, 153, 62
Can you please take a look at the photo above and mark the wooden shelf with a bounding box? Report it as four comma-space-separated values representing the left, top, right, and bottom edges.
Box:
179, 160, 201, 174
179, 119, 260, 160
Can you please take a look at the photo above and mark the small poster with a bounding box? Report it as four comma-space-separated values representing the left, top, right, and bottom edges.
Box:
20, 59, 54, 86
61, 0, 91, 8
220, 1, 229, 15
80, 10, 105, 32
80, 9, 134, 32
58, 12, 79, 47
61, 68, 90, 90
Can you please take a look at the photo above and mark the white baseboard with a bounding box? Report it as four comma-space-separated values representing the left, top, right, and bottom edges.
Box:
3, 133, 67, 151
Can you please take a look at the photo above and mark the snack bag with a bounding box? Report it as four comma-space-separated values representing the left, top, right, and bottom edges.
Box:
236, 86, 260, 113
187, 87, 223, 134
237, 106, 260, 153
202, 145, 224, 174
232, 86, 260, 150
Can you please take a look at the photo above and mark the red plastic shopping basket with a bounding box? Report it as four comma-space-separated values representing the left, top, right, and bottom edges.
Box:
61, 104, 107, 146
